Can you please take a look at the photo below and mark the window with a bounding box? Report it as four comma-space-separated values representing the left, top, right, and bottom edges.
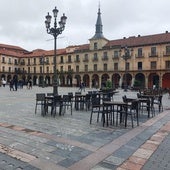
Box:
28, 58, 30, 65
103, 52, 108, 60
9, 67, 11, 72
138, 48, 143, 57
165, 61, 170, 69
84, 54, 88, 61
60, 66, 63, 72
76, 65, 79, 72
76, 55, 80, 62
60, 56, 64, 63
94, 64, 97, 71
68, 55, 72, 63
2, 66, 5, 72
28, 67, 30, 73
150, 47, 157, 56
126, 62, 130, 70
40, 66, 42, 73
114, 63, 118, 71
94, 42, 97, 50
68, 65, 71, 71
46, 66, 49, 73
104, 64, 107, 71
150, 61, 157, 69
34, 58, 36, 65
93, 53, 98, 61
85, 65, 88, 72
46, 57, 49, 64
114, 51, 119, 58
166, 46, 170, 55
14, 59, 18, 65
2, 57, 5, 63
138, 62, 142, 70
8, 58, 12, 64
34, 67, 36, 73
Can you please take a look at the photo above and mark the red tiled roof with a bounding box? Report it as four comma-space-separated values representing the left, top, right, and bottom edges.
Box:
0, 43, 27, 51
106, 32, 170, 48
22, 48, 67, 58
0, 48, 23, 57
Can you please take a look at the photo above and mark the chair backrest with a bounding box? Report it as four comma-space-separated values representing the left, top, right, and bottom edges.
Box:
91, 94, 101, 105
137, 93, 141, 98
75, 92, 81, 95
53, 95, 62, 105
131, 100, 139, 110
36, 93, 45, 102
47, 93, 53, 96
63, 95, 70, 102
68, 92, 73, 96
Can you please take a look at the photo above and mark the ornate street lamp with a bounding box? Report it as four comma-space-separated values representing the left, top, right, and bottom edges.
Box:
122, 46, 130, 92
45, 7, 67, 95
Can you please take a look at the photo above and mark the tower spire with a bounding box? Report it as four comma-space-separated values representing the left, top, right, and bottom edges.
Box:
91, 4, 105, 39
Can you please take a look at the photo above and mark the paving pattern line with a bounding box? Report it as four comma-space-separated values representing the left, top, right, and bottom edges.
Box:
116, 121, 170, 170
68, 111, 170, 170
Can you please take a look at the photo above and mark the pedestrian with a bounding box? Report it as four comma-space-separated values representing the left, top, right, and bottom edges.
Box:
13, 77, 18, 91
79, 82, 82, 92
2, 79, 6, 87
9, 79, 14, 91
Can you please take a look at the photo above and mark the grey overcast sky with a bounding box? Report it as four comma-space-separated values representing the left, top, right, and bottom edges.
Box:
0, 0, 170, 51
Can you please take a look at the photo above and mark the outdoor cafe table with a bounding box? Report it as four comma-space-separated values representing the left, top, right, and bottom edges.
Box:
74, 94, 86, 110
103, 101, 128, 127
45, 95, 63, 116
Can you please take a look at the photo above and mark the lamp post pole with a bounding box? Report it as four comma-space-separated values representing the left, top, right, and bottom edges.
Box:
123, 46, 130, 92
42, 55, 45, 88
45, 7, 67, 95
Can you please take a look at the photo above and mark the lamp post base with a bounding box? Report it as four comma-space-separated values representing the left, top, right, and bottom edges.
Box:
53, 83, 58, 96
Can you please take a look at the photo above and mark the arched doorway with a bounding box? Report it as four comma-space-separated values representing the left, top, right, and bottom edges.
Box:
135, 73, 145, 88
112, 73, 120, 89
101, 74, 109, 88
66, 75, 72, 87
162, 73, 170, 88
75, 75, 81, 87
122, 73, 132, 89
148, 73, 159, 88
83, 74, 90, 87
92, 74, 99, 88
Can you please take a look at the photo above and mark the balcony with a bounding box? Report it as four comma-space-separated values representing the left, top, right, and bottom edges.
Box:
74, 59, 80, 63
163, 51, 170, 57
93, 57, 98, 62
83, 58, 89, 62
148, 52, 158, 57
112, 56, 119, 60
102, 56, 108, 61
135, 53, 144, 58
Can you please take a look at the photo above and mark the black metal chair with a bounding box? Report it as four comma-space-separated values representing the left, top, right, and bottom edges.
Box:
51, 95, 63, 117
123, 100, 139, 128
62, 95, 73, 115
35, 93, 46, 116
153, 95, 163, 112
90, 93, 104, 125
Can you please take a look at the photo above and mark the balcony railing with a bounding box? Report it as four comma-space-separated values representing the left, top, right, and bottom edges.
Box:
83, 58, 89, 62
148, 52, 158, 57
102, 56, 108, 61
135, 53, 144, 58
93, 57, 98, 62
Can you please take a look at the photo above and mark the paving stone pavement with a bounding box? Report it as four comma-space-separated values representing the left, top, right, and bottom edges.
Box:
0, 86, 170, 170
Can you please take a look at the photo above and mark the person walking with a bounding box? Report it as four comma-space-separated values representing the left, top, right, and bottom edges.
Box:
9, 79, 14, 91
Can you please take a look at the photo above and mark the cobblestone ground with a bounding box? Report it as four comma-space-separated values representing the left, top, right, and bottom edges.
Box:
0, 86, 170, 170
